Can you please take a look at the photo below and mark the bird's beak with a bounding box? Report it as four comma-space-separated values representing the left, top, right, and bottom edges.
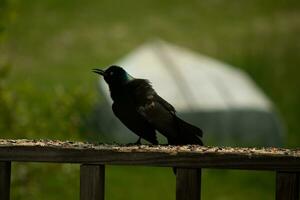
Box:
92, 68, 105, 76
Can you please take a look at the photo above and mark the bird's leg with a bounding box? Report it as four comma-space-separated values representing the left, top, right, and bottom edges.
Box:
134, 137, 141, 145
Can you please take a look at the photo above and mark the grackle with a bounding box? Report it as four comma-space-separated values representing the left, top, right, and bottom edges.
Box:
92, 65, 203, 146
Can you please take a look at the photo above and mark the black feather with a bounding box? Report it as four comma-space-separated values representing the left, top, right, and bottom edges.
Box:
93, 65, 204, 146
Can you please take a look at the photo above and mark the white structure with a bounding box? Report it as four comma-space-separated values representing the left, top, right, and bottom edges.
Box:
96, 40, 283, 146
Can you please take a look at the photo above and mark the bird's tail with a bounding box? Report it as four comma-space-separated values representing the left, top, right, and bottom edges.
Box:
169, 116, 203, 175
171, 116, 203, 175
174, 116, 203, 145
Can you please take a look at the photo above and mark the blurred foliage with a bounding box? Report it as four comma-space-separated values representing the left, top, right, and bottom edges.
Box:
0, 0, 299, 199
0, 1, 96, 199
0, 0, 96, 140
0, 64, 15, 133
0, 82, 95, 140
0, 0, 14, 133
0, 0, 8, 36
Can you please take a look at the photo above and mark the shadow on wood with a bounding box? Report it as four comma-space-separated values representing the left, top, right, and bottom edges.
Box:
176, 168, 201, 200
276, 172, 299, 200
80, 164, 105, 200
0, 162, 11, 200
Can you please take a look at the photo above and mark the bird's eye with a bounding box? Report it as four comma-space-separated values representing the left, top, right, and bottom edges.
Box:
109, 71, 114, 76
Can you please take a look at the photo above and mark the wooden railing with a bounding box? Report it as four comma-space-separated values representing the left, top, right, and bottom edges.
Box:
0, 139, 299, 200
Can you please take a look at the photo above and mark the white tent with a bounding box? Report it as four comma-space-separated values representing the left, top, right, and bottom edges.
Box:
95, 40, 283, 147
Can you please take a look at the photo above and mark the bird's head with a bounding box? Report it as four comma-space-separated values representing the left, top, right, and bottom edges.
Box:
92, 65, 133, 85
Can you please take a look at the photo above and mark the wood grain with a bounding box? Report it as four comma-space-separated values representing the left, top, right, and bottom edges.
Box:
0, 139, 299, 171
0, 162, 11, 200
276, 172, 299, 200
80, 165, 105, 200
176, 168, 201, 200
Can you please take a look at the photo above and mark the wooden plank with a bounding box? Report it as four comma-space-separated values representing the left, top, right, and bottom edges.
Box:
176, 168, 201, 200
80, 165, 105, 200
276, 172, 299, 200
0, 139, 299, 171
0, 162, 11, 200
0, 147, 299, 171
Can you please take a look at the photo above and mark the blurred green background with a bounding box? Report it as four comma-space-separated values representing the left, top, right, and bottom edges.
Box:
0, 0, 299, 199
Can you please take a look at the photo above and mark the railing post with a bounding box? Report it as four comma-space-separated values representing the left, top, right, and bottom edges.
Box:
0, 162, 11, 200
80, 164, 105, 200
276, 171, 299, 200
176, 168, 201, 200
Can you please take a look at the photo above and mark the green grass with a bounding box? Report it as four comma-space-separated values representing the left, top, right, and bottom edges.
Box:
1, 0, 300, 199
11, 165, 275, 200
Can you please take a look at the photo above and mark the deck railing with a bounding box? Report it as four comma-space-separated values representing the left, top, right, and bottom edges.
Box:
0, 139, 299, 200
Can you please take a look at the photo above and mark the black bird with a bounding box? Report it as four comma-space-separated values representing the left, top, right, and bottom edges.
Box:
92, 65, 203, 146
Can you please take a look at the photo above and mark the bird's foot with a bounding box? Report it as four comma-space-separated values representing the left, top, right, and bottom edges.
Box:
134, 138, 142, 145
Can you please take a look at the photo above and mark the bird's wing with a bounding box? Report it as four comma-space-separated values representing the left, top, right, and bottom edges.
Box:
137, 94, 179, 140
129, 79, 175, 112
155, 95, 176, 114
130, 79, 203, 145
137, 96, 203, 145
128, 79, 179, 139
112, 102, 158, 144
